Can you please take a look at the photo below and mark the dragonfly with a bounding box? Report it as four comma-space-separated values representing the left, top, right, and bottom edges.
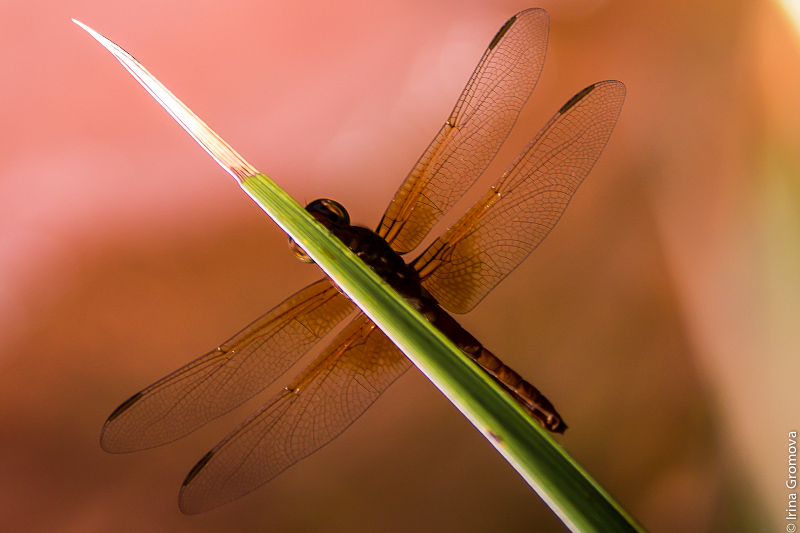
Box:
100, 8, 625, 514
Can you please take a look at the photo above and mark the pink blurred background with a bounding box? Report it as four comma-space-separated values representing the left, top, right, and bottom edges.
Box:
1, 0, 798, 530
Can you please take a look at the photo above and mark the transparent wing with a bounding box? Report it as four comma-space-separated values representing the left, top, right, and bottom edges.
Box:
178, 313, 410, 514
377, 8, 549, 254
100, 278, 355, 452
413, 81, 626, 313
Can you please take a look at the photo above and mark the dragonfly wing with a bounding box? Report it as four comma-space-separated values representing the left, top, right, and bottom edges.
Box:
413, 81, 626, 314
378, 8, 549, 254
101, 278, 355, 452
178, 313, 410, 514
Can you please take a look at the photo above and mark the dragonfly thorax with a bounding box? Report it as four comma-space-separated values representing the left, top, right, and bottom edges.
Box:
287, 199, 429, 311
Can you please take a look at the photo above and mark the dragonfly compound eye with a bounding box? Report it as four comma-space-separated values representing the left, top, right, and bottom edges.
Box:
306, 199, 350, 229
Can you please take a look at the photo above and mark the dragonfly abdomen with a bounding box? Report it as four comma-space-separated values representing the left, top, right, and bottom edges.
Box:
427, 302, 567, 434
472, 347, 567, 433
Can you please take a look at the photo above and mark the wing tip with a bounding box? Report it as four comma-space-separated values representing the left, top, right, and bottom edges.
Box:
183, 449, 215, 488
488, 14, 519, 50
558, 84, 597, 114
105, 391, 144, 423
99, 392, 148, 453
178, 450, 217, 514
558, 80, 627, 115
489, 8, 550, 51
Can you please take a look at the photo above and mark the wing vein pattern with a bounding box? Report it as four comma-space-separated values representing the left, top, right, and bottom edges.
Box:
178, 314, 411, 514
101, 278, 354, 452
378, 8, 549, 253
414, 81, 627, 314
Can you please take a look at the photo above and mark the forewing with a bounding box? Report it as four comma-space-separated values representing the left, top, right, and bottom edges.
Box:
100, 278, 355, 452
178, 313, 410, 514
377, 8, 549, 254
413, 81, 626, 314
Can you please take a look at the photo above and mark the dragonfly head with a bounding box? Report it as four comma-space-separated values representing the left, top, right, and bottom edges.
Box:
305, 198, 350, 229
289, 199, 351, 263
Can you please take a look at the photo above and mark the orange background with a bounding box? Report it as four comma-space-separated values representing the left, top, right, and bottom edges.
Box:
1, 0, 798, 531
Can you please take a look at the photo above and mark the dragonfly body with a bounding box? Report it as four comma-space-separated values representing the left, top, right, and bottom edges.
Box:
299, 198, 567, 432
100, 8, 624, 513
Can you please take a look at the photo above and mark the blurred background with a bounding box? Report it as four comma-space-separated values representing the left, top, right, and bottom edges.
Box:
1, 0, 798, 530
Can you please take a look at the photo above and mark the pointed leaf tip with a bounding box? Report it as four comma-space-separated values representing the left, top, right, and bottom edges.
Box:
72, 19, 106, 43
71, 20, 258, 183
